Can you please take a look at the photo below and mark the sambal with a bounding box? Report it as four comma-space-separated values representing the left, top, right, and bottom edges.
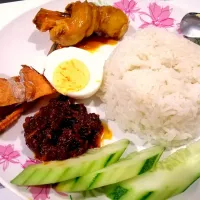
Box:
23, 95, 103, 161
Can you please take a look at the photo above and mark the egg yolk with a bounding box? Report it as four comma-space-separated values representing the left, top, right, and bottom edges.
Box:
53, 59, 90, 94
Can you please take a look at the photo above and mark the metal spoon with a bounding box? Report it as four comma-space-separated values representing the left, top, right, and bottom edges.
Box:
180, 12, 200, 38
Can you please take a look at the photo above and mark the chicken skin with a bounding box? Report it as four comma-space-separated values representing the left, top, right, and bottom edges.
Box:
33, 1, 129, 46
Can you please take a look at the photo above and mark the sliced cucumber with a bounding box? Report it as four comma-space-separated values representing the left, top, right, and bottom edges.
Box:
55, 146, 164, 192
105, 140, 200, 200
11, 139, 129, 186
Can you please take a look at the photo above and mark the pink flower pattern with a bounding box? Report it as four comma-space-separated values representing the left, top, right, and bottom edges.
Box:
114, 0, 140, 20
29, 186, 51, 200
0, 144, 20, 171
139, 2, 175, 28
22, 158, 51, 200
22, 158, 68, 200
22, 157, 41, 169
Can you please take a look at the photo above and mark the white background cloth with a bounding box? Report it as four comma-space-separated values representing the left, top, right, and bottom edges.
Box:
0, 1, 52, 199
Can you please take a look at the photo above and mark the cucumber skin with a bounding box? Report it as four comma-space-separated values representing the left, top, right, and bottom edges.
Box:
11, 139, 129, 186
105, 141, 200, 200
106, 168, 200, 200
56, 146, 164, 192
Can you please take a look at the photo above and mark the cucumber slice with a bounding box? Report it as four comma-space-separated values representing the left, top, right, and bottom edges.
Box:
105, 140, 200, 200
11, 139, 129, 186
55, 146, 164, 192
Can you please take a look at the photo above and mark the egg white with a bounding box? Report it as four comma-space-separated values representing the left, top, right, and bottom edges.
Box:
44, 47, 106, 99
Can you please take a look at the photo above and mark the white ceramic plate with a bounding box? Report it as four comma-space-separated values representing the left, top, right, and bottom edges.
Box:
1, 0, 200, 199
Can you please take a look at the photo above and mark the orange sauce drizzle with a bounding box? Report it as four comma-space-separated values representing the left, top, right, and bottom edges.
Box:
75, 35, 118, 52
56, 35, 118, 53
100, 122, 113, 146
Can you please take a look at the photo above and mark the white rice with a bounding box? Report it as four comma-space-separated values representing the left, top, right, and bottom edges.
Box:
98, 27, 200, 147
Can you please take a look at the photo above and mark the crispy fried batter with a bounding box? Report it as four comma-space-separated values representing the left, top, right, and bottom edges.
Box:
0, 104, 25, 133
0, 66, 55, 132
20, 65, 55, 101
0, 66, 55, 107
33, 1, 129, 46
0, 78, 22, 107
0, 105, 17, 121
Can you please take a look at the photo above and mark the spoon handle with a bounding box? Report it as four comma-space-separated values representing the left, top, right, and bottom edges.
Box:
186, 37, 200, 45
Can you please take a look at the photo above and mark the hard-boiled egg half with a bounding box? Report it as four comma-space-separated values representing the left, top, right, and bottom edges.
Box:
44, 47, 106, 99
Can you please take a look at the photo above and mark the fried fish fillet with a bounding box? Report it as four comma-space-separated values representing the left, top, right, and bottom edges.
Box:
0, 77, 23, 107
0, 66, 55, 133
0, 65, 55, 107
21, 65, 55, 101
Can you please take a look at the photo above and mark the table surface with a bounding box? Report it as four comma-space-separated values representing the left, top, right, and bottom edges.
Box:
0, 1, 52, 200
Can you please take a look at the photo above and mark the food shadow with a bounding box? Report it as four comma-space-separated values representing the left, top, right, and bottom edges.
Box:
0, 118, 24, 141
24, 93, 59, 115
125, 24, 136, 37
20, 130, 35, 159
74, 189, 105, 200
0, 115, 34, 158
77, 96, 102, 107
0, 73, 10, 78
28, 30, 52, 55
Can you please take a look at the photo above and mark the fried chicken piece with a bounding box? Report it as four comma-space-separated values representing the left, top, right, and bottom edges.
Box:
33, 8, 70, 32
98, 6, 129, 39
50, 1, 94, 48
0, 66, 55, 107
0, 104, 25, 133
33, 1, 129, 46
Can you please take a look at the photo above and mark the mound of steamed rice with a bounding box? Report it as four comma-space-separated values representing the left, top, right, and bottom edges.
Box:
98, 27, 200, 147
